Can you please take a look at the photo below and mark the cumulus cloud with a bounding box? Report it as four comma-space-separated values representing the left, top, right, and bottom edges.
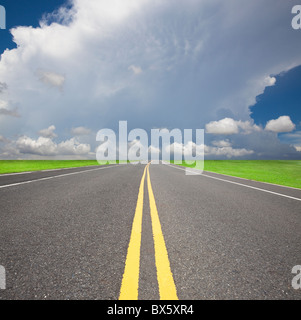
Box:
0, 135, 8, 143
38, 125, 57, 138
0, 107, 20, 117
205, 118, 261, 135
212, 140, 232, 147
265, 116, 296, 133
124, 139, 252, 160
16, 136, 58, 156
36, 70, 65, 89
70, 126, 92, 136
16, 136, 90, 156
0, 0, 301, 159
57, 138, 91, 155
263, 76, 276, 87
165, 140, 253, 159
128, 65, 143, 75
204, 145, 254, 158
206, 118, 239, 135
0, 125, 92, 158
0, 99, 20, 117
165, 141, 204, 158
148, 145, 160, 155
237, 120, 261, 134
0, 82, 7, 93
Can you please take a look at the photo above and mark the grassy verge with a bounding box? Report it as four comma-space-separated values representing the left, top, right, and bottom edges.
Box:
0, 160, 101, 174
171, 160, 301, 189
1, 160, 301, 189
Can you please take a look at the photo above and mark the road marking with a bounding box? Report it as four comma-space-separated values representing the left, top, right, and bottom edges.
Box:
167, 163, 301, 202
0, 171, 33, 176
0, 164, 124, 189
119, 164, 149, 300
146, 165, 178, 300
0, 165, 105, 177
119, 163, 178, 300
203, 170, 301, 190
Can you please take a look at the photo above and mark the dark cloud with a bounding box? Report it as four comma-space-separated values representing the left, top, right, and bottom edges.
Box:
0, 82, 7, 93
0, 108, 20, 117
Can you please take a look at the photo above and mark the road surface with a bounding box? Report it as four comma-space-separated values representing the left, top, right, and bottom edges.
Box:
0, 163, 300, 300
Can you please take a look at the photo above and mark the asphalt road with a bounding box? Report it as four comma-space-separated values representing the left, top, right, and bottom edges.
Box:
0, 163, 300, 300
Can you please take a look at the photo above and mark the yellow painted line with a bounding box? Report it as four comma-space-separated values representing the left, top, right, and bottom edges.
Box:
119, 164, 149, 300
146, 165, 178, 300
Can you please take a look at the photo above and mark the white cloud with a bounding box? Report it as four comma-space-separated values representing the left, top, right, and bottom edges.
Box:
204, 145, 254, 158
128, 65, 143, 75
236, 120, 261, 134
265, 116, 296, 133
0, 99, 20, 117
36, 70, 65, 88
0, 107, 20, 117
0, 0, 300, 159
206, 118, 262, 135
0, 99, 8, 109
70, 126, 91, 136
16, 136, 58, 156
206, 118, 239, 135
15, 135, 90, 157
38, 125, 57, 138
148, 145, 160, 154
72, 0, 149, 25
212, 140, 232, 147
164, 141, 204, 159
0, 135, 7, 143
165, 140, 253, 159
165, 142, 184, 156
0, 82, 7, 93
263, 76, 276, 87
57, 138, 91, 155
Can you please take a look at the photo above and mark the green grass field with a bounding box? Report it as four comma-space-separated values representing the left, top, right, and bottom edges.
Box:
173, 160, 301, 189
1, 160, 301, 189
0, 160, 100, 174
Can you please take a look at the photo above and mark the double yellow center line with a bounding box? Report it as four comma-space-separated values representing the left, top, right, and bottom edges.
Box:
119, 163, 178, 300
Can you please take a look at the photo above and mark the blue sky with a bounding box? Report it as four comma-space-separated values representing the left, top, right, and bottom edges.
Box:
0, 0, 68, 52
0, 0, 301, 160
251, 65, 301, 128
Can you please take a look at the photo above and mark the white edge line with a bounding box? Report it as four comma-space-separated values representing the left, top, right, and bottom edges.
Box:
203, 169, 301, 191
0, 165, 104, 177
0, 171, 34, 176
164, 162, 301, 191
165, 163, 301, 202
0, 164, 125, 189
